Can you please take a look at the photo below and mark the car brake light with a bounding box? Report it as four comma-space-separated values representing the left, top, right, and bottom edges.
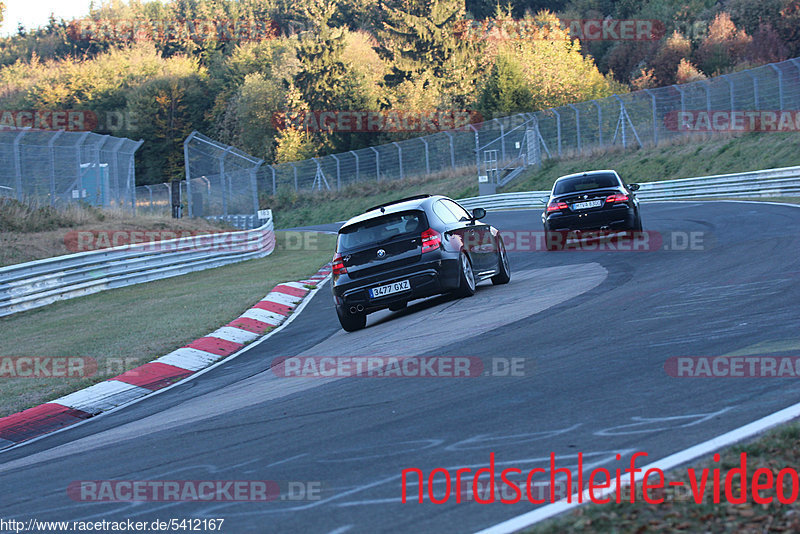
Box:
332, 253, 347, 275
421, 228, 441, 253
546, 201, 569, 213
605, 194, 629, 203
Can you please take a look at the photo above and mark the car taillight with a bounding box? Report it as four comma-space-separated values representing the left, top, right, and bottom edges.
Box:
605, 194, 629, 204
421, 228, 441, 253
546, 201, 569, 213
332, 253, 347, 275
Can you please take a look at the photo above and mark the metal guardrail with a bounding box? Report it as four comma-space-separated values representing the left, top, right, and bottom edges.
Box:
457, 165, 800, 210
0, 217, 275, 318
2, 165, 798, 318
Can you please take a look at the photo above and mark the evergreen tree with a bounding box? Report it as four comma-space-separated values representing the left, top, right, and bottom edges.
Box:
379, 0, 484, 108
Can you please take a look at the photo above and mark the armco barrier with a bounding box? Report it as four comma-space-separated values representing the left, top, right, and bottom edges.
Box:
0, 216, 275, 318
2, 165, 799, 318
457, 165, 800, 210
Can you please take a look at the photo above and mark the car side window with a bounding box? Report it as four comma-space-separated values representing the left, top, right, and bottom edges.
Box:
433, 201, 460, 224
442, 199, 471, 221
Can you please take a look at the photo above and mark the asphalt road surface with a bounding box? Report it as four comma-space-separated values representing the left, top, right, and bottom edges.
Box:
1, 201, 800, 533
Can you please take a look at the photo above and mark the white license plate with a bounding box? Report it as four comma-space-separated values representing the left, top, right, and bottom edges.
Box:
572, 200, 602, 210
369, 280, 410, 298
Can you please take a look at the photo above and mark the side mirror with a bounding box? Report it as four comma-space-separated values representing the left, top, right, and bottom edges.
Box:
471, 207, 486, 220
629, 183, 640, 191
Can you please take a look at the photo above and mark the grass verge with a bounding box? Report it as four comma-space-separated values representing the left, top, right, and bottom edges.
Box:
507, 132, 800, 193
0, 231, 336, 418
261, 167, 478, 229
258, 132, 799, 230
0, 198, 230, 267
530, 422, 800, 533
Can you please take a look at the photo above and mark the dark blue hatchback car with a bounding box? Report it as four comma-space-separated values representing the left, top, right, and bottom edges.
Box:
331, 195, 511, 331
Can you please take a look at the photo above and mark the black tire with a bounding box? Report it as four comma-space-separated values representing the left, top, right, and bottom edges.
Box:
634, 214, 643, 232
491, 238, 511, 285
336, 305, 366, 332
388, 301, 407, 311
545, 230, 563, 251
453, 252, 476, 298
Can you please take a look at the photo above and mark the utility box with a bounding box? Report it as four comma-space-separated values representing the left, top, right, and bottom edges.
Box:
78, 163, 110, 206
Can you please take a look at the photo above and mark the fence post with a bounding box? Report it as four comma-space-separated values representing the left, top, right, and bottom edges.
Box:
769, 64, 784, 111
568, 104, 581, 154
393, 141, 403, 180
552, 109, 562, 157
220, 146, 232, 216
721, 74, 735, 110
370, 146, 380, 181
183, 131, 196, 217
420, 137, 430, 175
592, 100, 602, 146
270, 165, 276, 196
251, 161, 262, 215
47, 130, 63, 206
351, 151, 360, 182
145, 185, 153, 211
108, 137, 125, 209
444, 131, 456, 169
12, 130, 26, 201
747, 71, 759, 110
496, 119, 506, 162
130, 140, 143, 213
644, 89, 658, 146
331, 154, 341, 190
674, 84, 685, 114
469, 124, 480, 172
290, 162, 298, 191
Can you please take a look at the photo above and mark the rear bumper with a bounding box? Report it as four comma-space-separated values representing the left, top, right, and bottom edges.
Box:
332, 257, 461, 313
544, 206, 636, 232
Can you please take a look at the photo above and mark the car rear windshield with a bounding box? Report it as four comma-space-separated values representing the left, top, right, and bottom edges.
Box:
337, 210, 427, 251
553, 173, 620, 195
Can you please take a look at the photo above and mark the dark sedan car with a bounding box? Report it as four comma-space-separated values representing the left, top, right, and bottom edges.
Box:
542, 170, 642, 250
331, 194, 511, 331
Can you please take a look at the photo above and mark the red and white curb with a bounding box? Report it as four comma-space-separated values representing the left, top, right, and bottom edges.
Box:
0, 264, 332, 450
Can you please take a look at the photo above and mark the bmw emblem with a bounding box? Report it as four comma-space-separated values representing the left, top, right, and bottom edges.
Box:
377, 249, 386, 258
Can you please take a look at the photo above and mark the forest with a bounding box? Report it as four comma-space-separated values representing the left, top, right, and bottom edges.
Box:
0, 0, 796, 184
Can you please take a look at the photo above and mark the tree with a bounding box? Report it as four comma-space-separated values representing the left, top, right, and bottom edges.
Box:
477, 53, 533, 116
695, 12, 751, 75
379, 0, 484, 108
478, 11, 619, 113
650, 31, 692, 85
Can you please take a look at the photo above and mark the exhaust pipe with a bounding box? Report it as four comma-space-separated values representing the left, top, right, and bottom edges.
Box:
356, 304, 364, 312
350, 306, 357, 314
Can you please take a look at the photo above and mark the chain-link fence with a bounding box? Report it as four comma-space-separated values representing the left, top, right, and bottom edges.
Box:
251, 56, 800, 194
0, 129, 143, 210
172, 56, 800, 221
182, 131, 262, 218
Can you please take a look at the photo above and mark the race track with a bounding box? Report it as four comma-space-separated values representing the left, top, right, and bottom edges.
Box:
1, 201, 800, 533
